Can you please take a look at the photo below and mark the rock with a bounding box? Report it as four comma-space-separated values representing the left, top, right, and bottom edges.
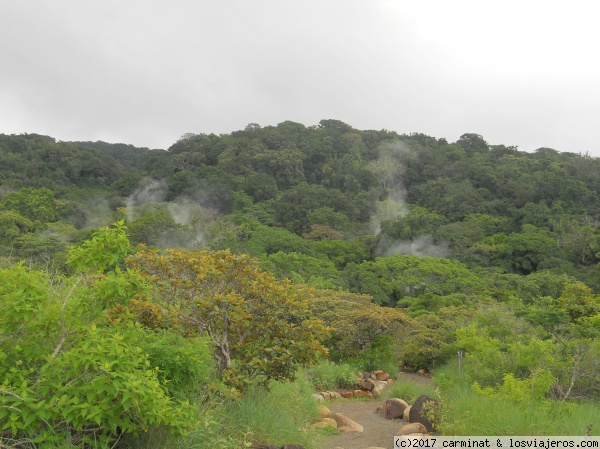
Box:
375, 380, 388, 391
397, 422, 427, 435
321, 417, 337, 428
321, 391, 331, 400
373, 382, 386, 396
318, 405, 331, 417
330, 391, 342, 399
409, 395, 440, 432
373, 370, 384, 376
383, 398, 409, 419
308, 418, 337, 429
362, 371, 371, 379
418, 369, 426, 375
375, 371, 390, 381
360, 381, 374, 391
403, 405, 411, 421
386, 378, 393, 385
353, 390, 368, 397
341, 391, 354, 398
313, 393, 324, 401
329, 412, 364, 432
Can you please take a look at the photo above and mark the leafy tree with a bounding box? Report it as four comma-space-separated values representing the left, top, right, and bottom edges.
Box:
1, 187, 57, 228
127, 247, 328, 390
308, 290, 411, 364
344, 254, 485, 307
273, 184, 359, 234
311, 238, 371, 269
381, 205, 449, 240
261, 251, 345, 289
243, 172, 279, 202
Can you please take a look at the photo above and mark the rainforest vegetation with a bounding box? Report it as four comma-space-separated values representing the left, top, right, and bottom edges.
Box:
0, 121, 599, 447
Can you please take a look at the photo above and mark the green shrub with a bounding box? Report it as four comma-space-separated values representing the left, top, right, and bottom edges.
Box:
303, 360, 359, 391
139, 330, 215, 401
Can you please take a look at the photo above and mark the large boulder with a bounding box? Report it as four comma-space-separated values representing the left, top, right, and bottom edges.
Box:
383, 398, 409, 419
409, 395, 440, 432
403, 405, 411, 421
329, 412, 364, 432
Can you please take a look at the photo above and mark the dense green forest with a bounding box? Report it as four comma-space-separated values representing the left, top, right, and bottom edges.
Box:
1, 121, 599, 447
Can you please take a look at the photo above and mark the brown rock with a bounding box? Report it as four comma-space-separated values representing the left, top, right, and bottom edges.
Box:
321, 417, 337, 428
318, 405, 331, 418
386, 378, 393, 385
397, 422, 427, 435
330, 391, 342, 399
360, 381, 374, 391
403, 405, 411, 421
375, 371, 390, 381
321, 391, 331, 400
308, 418, 337, 429
373, 370, 384, 376
383, 398, 409, 419
353, 390, 368, 397
341, 391, 354, 398
409, 395, 440, 432
373, 381, 387, 396
329, 412, 364, 432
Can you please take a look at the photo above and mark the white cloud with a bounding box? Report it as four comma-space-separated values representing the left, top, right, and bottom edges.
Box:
0, 0, 598, 155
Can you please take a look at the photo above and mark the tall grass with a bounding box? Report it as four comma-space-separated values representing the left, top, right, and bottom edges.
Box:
434, 361, 599, 436
219, 376, 322, 448
385, 378, 437, 404
439, 383, 599, 436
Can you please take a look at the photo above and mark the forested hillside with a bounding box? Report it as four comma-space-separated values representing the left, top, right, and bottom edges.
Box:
1, 121, 599, 446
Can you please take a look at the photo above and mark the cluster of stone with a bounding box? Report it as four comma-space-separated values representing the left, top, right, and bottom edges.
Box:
313, 370, 393, 401
383, 394, 440, 435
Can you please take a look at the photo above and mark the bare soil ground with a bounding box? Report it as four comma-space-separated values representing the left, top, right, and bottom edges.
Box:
320, 373, 436, 449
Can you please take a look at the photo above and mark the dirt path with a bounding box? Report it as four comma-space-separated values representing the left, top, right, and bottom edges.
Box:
320, 373, 436, 449
320, 398, 400, 449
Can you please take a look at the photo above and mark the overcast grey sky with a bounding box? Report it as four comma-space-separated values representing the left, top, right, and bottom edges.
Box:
1, 0, 599, 155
